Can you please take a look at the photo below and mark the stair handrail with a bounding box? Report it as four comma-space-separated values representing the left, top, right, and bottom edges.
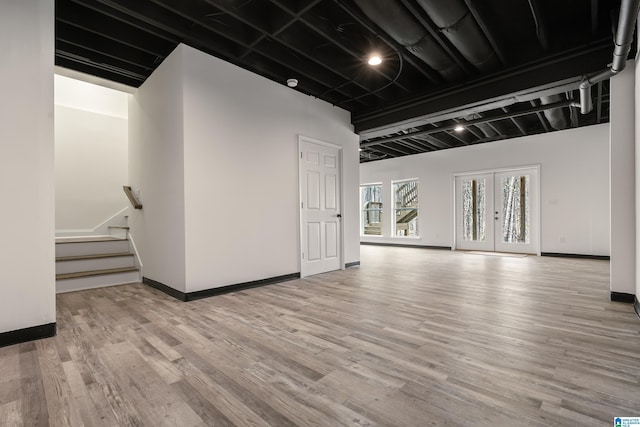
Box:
397, 181, 418, 208
123, 186, 143, 209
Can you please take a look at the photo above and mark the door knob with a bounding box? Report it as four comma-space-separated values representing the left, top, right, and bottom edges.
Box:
336, 214, 342, 218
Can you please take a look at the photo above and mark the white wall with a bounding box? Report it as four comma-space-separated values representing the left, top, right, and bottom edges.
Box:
0, 0, 55, 333
610, 62, 636, 295
361, 124, 610, 256
55, 74, 128, 117
181, 45, 359, 291
129, 47, 187, 291
635, 55, 640, 299
129, 44, 360, 293
55, 103, 128, 231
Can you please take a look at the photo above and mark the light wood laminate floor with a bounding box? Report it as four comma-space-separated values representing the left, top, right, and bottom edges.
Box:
2, 246, 639, 426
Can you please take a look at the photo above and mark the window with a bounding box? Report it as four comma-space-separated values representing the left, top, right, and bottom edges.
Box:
361, 184, 382, 235
393, 180, 418, 237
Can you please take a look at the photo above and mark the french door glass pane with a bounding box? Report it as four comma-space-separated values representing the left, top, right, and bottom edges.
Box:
462, 178, 486, 241
361, 185, 382, 235
501, 175, 529, 243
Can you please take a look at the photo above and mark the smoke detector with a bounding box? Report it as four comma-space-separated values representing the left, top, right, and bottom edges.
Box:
287, 78, 298, 88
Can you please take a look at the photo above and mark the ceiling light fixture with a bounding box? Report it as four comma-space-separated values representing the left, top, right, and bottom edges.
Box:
454, 125, 465, 132
368, 55, 382, 66
286, 78, 298, 88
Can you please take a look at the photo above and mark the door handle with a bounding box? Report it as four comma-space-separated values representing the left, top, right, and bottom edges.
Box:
336, 214, 342, 218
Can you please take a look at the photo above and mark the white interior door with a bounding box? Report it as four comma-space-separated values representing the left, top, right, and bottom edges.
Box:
299, 138, 342, 277
455, 167, 539, 254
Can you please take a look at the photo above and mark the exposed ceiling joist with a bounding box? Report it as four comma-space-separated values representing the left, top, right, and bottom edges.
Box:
361, 100, 573, 148
54, 0, 624, 163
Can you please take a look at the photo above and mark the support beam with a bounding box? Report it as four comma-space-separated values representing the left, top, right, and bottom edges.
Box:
360, 100, 573, 148
353, 40, 612, 133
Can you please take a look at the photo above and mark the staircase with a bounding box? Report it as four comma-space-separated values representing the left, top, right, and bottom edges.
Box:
364, 225, 382, 235
55, 235, 140, 293
395, 181, 419, 236
396, 208, 418, 224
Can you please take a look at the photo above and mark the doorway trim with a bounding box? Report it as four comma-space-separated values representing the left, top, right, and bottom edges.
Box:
298, 135, 344, 278
452, 165, 541, 255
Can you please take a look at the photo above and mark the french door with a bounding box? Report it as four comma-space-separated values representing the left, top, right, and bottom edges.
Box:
454, 167, 539, 254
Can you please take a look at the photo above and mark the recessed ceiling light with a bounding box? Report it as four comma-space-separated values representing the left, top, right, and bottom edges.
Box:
454, 125, 465, 132
287, 78, 298, 87
368, 55, 382, 66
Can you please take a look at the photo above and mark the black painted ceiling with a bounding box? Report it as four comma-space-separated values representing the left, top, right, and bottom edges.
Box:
55, 0, 623, 162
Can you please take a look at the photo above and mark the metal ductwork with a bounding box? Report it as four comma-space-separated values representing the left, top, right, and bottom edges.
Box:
579, 0, 640, 114
416, 0, 500, 73
352, 0, 464, 81
540, 95, 568, 130
527, 0, 549, 50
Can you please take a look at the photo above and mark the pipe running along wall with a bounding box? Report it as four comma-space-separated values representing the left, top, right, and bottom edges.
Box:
579, 0, 640, 114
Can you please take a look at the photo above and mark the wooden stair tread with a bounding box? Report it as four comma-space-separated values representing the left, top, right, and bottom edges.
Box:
56, 236, 127, 244
56, 267, 138, 280
56, 252, 134, 262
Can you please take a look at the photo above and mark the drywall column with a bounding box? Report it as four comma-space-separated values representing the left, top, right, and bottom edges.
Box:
0, 1, 56, 339
610, 61, 636, 297
128, 46, 187, 293
636, 52, 640, 306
